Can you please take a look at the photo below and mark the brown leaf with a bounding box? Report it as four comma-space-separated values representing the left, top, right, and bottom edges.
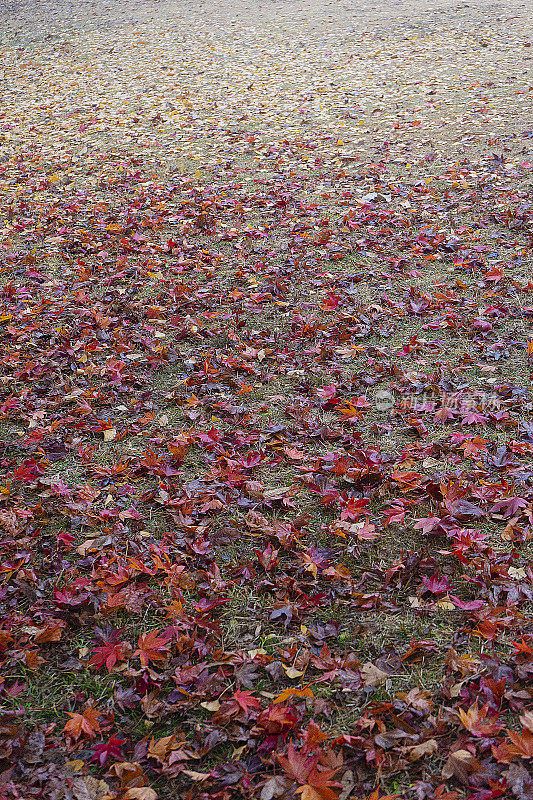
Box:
147, 735, 182, 764
64, 772, 109, 800
122, 790, 158, 800
402, 739, 438, 762
399, 687, 434, 715
361, 662, 389, 687
442, 749, 482, 782
261, 775, 290, 800
33, 621, 66, 643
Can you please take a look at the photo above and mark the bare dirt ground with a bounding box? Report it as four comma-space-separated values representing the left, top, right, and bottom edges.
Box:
1, 1, 533, 799
2, 0, 533, 170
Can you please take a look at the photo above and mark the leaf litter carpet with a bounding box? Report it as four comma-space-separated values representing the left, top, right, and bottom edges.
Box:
1, 0, 533, 798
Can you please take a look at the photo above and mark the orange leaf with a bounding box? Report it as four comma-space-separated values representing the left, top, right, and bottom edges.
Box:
296, 785, 334, 800
458, 701, 502, 737
63, 707, 101, 740
273, 685, 314, 705
134, 630, 170, 667
296, 766, 342, 800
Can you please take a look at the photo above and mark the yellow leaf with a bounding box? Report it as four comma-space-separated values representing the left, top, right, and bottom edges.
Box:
180, 770, 210, 782
284, 665, 305, 679
200, 700, 221, 712
64, 760, 85, 773
437, 599, 455, 610
103, 428, 117, 441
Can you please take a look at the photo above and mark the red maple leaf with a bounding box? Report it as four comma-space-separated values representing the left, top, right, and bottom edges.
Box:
278, 743, 319, 783
461, 411, 487, 425
91, 736, 126, 766
134, 629, 170, 667
340, 497, 369, 521
13, 459, 45, 482
232, 690, 262, 716
258, 704, 298, 734
422, 573, 451, 594
89, 640, 131, 672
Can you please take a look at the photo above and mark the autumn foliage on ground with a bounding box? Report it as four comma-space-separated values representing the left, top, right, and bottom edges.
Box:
0, 136, 532, 800
1, 7, 533, 797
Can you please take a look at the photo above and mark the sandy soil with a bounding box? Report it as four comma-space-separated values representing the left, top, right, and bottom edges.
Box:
1, 0, 532, 175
